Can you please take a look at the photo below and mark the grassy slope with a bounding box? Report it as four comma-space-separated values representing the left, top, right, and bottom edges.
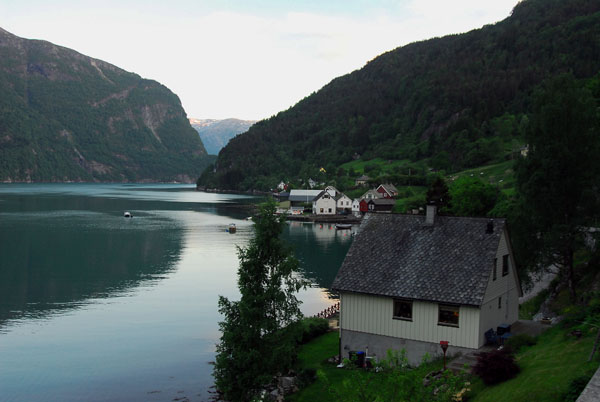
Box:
470, 326, 599, 401
289, 325, 600, 402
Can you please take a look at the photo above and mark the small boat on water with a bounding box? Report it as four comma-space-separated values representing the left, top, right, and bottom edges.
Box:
335, 223, 352, 230
124, 211, 132, 218
227, 223, 237, 233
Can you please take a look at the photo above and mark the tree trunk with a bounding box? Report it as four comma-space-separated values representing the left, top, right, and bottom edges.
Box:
566, 247, 577, 303
589, 328, 600, 362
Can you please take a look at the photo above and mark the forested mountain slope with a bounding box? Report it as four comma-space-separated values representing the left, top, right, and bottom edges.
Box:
200, 0, 600, 190
0, 28, 209, 182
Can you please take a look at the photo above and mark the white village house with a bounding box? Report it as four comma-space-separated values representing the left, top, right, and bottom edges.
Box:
312, 190, 337, 215
337, 193, 352, 213
361, 189, 381, 201
331, 206, 522, 365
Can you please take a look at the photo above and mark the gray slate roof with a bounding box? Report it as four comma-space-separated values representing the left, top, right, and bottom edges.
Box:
289, 189, 322, 202
331, 213, 506, 306
369, 198, 396, 206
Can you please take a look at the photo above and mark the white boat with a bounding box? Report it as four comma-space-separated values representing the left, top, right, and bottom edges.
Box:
335, 223, 352, 230
124, 211, 132, 218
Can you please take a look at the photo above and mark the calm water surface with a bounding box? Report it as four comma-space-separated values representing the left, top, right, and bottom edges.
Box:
0, 184, 353, 401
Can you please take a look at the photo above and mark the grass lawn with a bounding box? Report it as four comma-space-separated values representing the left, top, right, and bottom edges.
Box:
290, 325, 600, 402
468, 325, 600, 401
449, 160, 516, 194
288, 331, 343, 402
289, 331, 448, 402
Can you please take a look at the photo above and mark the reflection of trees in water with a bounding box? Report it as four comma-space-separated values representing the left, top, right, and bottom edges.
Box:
0, 217, 184, 326
284, 222, 353, 290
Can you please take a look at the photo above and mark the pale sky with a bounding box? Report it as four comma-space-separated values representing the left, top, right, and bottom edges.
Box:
1, 0, 518, 120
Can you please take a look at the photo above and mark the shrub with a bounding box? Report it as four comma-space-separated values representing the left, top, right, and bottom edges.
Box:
296, 367, 317, 388
563, 374, 592, 401
473, 349, 520, 385
299, 317, 329, 344
505, 334, 537, 353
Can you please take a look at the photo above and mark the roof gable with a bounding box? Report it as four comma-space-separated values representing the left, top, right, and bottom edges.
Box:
332, 214, 507, 306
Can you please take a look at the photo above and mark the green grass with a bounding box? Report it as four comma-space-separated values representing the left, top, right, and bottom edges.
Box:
469, 325, 600, 401
448, 160, 516, 194
340, 158, 427, 175
288, 331, 343, 401
291, 322, 600, 402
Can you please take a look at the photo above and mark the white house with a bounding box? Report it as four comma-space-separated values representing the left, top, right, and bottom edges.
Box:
312, 190, 337, 215
361, 189, 381, 200
337, 194, 352, 213
331, 206, 522, 365
324, 185, 339, 197
355, 175, 370, 187
352, 199, 361, 213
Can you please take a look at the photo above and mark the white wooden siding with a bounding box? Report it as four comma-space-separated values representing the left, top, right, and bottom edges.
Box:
478, 228, 520, 346
313, 196, 336, 215
340, 292, 480, 349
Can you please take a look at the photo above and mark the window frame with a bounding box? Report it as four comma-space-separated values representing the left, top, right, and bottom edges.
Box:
493, 257, 497, 281
438, 304, 460, 327
498, 296, 502, 309
393, 299, 413, 321
502, 254, 509, 277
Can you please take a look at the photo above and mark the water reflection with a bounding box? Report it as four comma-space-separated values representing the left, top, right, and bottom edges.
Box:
284, 221, 354, 297
0, 210, 184, 327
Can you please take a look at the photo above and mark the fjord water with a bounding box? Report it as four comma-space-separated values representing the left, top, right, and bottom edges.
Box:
0, 184, 352, 401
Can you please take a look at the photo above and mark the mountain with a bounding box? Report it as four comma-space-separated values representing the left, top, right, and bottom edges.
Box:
199, 0, 600, 191
190, 118, 256, 155
0, 27, 210, 183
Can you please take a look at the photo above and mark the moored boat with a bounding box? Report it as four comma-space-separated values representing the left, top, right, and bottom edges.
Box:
335, 223, 352, 230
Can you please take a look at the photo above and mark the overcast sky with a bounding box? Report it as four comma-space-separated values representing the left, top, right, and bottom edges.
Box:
1, 0, 518, 120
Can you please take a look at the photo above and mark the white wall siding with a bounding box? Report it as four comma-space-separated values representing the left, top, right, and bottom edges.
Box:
478, 228, 520, 346
314, 196, 336, 215
341, 292, 481, 349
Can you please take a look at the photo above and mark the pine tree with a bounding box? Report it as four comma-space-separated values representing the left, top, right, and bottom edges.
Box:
515, 74, 600, 301
213, 200, 306, 401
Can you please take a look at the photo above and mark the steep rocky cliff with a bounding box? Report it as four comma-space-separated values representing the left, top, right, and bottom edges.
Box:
0, 27, 209, 182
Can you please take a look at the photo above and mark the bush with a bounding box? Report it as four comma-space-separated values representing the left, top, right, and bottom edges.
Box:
299, 317, 329, 344
473, 349, 520, 385
563, 374, 592, 401
296, 367, 317, 388
505, 334, 537, 353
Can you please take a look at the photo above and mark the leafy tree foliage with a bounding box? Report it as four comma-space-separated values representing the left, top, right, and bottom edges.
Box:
201, 0, 600, 190
448, 176, 498, 217
426, 176, 451, 213
514, 74, 600, 302
213, 200, 306, 401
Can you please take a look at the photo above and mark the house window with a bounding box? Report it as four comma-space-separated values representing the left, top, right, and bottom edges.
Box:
438, 304, 459, 327
493, 258, 497, 281
502, 255, 509, 277
498, 297, 502, 309
328, 208, 332, 213
320, 208, 323, 213
393, 299, 412, 321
